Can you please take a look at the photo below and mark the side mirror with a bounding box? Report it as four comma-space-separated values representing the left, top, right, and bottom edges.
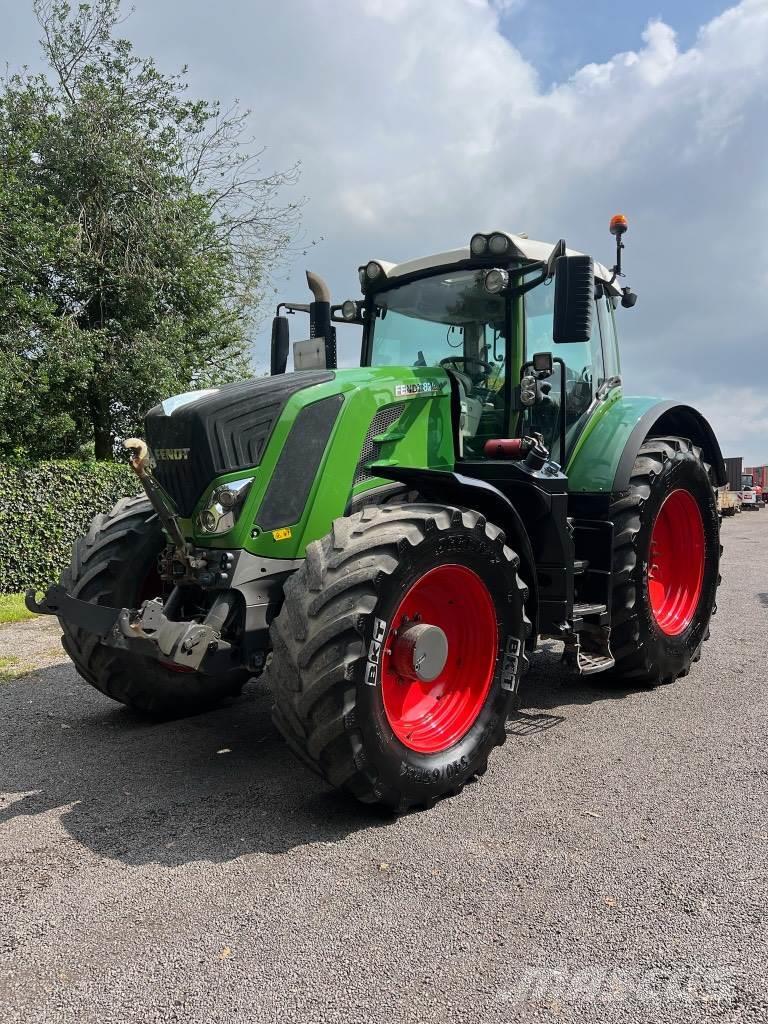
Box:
270, 316, 290, 375
553, 254, 593, 343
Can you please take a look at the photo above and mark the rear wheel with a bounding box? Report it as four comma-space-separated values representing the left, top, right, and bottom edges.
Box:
608, 437, 720, 683
266, 502, 530, 812
60, 495, 248, 715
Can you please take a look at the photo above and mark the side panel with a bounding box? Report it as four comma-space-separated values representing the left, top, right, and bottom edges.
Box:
566, 394, 726, 493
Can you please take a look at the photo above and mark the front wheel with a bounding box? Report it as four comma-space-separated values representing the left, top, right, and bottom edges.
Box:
608, 436, 720, 683
266, 502, 530, 812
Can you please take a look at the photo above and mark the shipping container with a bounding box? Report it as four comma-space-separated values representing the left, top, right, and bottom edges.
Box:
724, 456, 743, 493
744, 465, 768, 503
745, 465, 768, 489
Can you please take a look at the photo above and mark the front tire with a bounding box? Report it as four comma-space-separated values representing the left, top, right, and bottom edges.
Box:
608, 437, 720, 683
60, 495, 248, 716
266, 502, 530, 812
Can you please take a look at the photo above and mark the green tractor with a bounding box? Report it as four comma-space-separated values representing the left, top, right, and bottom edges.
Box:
28, 215, 724, 812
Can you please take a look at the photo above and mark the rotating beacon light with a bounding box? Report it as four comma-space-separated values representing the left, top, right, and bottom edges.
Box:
609, 212, 638, 308
609, 213, 628, 278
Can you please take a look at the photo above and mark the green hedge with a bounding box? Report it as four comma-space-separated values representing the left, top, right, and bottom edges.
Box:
0, 461, 140, 594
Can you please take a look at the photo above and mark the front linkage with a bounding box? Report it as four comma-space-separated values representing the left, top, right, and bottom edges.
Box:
26, 584, 238, 673
27, 438, 251, 674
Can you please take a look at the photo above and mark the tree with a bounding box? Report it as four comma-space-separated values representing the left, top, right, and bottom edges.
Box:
0, 0, 301, 458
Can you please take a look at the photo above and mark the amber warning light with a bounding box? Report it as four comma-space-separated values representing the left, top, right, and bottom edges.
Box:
609, 212, 629, 279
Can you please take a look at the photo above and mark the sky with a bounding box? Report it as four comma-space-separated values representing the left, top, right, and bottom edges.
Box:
3, 0, 768, 462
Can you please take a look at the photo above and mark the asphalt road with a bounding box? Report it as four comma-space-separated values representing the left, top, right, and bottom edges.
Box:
1, 512, 767, 1023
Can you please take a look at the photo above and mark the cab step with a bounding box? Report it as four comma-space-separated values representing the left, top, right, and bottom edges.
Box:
567, 646, 616, 675
572, 601, 609, 627
562, 630, 615, 676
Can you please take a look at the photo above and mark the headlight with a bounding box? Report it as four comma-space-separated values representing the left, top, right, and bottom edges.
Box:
197, 477, 253, 535
341, 299, 358, 321
488, 232, 511, 255
470, 233, 488, 256
483, 268, 509, 294
365, 260, 384, 281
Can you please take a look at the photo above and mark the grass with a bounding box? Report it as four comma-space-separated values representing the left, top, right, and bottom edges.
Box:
0, 593, 36, 625
0, 655, 23, 681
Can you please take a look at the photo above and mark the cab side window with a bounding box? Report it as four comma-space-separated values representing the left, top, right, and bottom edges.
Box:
523, 279, 605, 457
596, 288, 621, 379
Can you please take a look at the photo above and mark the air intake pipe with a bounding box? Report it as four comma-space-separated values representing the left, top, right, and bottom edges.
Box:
306, 270, 337, 369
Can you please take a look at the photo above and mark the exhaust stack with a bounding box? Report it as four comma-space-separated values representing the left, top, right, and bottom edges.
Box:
306, 270, 336, 369
306, 270, 331, 302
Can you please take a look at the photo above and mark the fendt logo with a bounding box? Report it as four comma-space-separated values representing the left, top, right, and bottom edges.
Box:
395, 380, 444, 398
153, 447, 191, 461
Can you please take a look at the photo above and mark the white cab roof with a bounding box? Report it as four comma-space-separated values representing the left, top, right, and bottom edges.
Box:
367, 232, 619, 295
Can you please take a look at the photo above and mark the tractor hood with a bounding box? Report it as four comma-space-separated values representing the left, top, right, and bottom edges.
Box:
145, 371, 335, 516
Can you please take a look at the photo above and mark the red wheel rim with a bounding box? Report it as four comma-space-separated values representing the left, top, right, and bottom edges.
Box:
648, 489, 705, 636
380, 564, 498, 754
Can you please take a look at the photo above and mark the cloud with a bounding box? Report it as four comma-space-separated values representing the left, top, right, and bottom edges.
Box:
7, 0, 768, 460
224, 0, 766, 463
696, 389, 768, 466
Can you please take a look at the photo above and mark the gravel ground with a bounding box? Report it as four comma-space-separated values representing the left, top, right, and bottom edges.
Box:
1, 512, 766, 1023
0, 617, 68, 679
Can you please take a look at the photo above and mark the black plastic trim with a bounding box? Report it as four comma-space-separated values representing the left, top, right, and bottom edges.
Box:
255, 394, 344, 531
612, 401, 726, 491
146, 371, 335, 516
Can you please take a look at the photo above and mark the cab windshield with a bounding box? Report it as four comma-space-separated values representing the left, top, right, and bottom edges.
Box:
369, 270, 509, 454
367, 265, 620, 461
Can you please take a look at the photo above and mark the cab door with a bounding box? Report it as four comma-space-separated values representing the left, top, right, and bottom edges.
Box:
522, 280, 607, 461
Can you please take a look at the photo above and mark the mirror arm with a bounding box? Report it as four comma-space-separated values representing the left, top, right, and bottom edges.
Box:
507, 265, 548, 299
276, 301, 310, 315
546, 239, 567, 279
553, 356, 566, 465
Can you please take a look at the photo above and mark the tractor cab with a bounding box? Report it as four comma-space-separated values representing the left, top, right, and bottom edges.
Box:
356, 233, 627, 466
273, 224, 634, 471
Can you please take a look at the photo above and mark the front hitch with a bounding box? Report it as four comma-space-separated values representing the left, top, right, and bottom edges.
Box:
25, 586, 122, 636
25, 585, 239, 673
115, 591, 238, 671
123, 437, 188, 552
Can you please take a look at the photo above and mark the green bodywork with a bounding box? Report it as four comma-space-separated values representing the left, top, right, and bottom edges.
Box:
187, 366, 456, 559
565, 390, 666, 492
185, 361, 668, 558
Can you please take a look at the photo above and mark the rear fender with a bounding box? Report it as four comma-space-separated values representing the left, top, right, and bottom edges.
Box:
567, 396, 726, 493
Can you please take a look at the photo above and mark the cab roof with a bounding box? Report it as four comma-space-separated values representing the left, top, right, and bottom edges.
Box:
366, 232, 620, 295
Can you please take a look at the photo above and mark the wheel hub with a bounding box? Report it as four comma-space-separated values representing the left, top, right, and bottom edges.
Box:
391, 622, 449, 682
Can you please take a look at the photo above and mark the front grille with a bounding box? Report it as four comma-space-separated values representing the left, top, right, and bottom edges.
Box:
353, 403, 405, 485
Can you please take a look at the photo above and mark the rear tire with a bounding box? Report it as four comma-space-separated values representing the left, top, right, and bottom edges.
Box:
60, 495, 248, 716
265, 502, 530, 812
608, 437, 720, 684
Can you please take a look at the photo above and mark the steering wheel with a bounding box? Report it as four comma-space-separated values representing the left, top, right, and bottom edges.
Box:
439, 356, 493, 379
